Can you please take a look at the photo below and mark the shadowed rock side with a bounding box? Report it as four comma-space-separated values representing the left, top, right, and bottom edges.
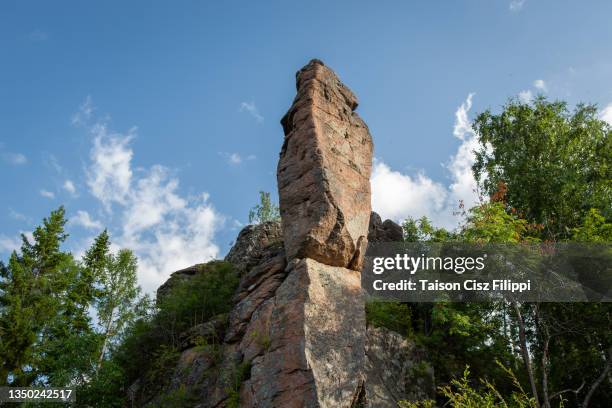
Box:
278, 59, 373, 271
365, 327, 434, 408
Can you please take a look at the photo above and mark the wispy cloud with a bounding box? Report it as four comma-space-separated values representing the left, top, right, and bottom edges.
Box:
228, 153, 242, 164
40, 189, 55, 199
509, 0, 526, 12
371, 93, 483, 230
533, 79, 547, 92
9, 209, 31, 223
73, 97, 223, 292
63, 179, 77, 195
70, 210, 103, 230
518, 78, 547, 103
46, 154, 63, 173
0, 235, 21, 254
240, 101, 264, 123
72, 95, 94, 126
1, 152, 27, 165
219, 152, 256, 165
519, 89, 533, 103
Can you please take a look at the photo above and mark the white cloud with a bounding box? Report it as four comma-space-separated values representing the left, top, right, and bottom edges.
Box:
1, 152, 27, 165
78, 99, 223, 292
600, 103, 612, 126
509, 0, 526, 12
63, 179, 77, 195
219, 152, 256, 165
371, 93, 482, 230
448, 94, 482, 210
519, 79, 547, 103
0, 235, 21, 254
86, 123, 134, 210
70, 210, 103, 230
371, 161, 448, 223
533, 79, 547, 92
240, 101, 264, 123
40, 189, 55, 199
518, 89, 533, 104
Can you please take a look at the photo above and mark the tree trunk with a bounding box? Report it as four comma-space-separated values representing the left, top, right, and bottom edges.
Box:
513, 302, 540, 408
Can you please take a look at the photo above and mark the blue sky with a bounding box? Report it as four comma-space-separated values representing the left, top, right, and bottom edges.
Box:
2, 0, 612, 291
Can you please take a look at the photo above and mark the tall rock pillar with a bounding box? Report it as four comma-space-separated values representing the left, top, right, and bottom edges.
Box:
278, 59, 373, 271
241, 59, 373, 407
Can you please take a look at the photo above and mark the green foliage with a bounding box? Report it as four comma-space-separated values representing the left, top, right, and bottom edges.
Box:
248, 191, 281, 224
152, 385, 195, 408
96, 261, 239, 404
572, 208, 612, 242
225, 361, 252, 408
82, 231, 144, 376
461, 202, 535, 243
399, 364, 537, 408
0, 206, 96, 386
396, 96, 611, 407
156, 261, 238, 340
77, 359, 126, 408
472, 97, 611, 240
403, 216, 456, 242
365, 301, 412, 337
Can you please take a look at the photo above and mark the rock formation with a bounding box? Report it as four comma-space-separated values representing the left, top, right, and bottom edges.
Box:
257, 59, 372, 405
141, 60, 432, 408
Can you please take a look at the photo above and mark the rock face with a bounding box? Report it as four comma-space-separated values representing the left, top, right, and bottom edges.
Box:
278, 59, 373, 271
365, 327, 434, 407
240, 258, 366, 407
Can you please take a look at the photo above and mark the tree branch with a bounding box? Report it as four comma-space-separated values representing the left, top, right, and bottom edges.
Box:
582, 347, 612, 408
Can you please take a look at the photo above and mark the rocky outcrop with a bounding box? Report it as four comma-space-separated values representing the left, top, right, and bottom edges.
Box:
278, 59, 373, 271
225, 221, 283, 273
149, 60, 431, 408
368, 212, 403, 243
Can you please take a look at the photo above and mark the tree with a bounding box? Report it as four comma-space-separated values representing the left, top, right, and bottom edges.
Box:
94, 242, 142, 370
248, 191, 280, 224
469, 97, 612, 406
472, 97, 611, 240
0, 207, 73, 385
